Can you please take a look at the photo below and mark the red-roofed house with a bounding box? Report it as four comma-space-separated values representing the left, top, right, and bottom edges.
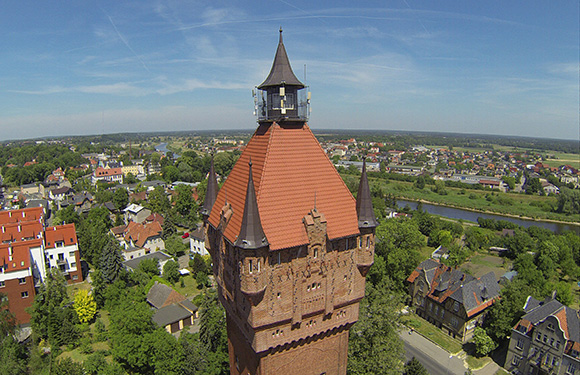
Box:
44, 224, 83, 283
0, 208, 83, 324
122, 221, 164, 252
92, 167, 123, 185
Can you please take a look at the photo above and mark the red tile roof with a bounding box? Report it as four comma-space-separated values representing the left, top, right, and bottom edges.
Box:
0, 221, 43, 243
124, 221, 162, 248
44, 224, 78, 248
0, 207, 43, 225
94, 167, 122, 177
0, 239, 42, 272
208, 123, 359, 251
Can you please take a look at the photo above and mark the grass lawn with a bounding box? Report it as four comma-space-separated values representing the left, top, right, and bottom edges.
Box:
466, 354, 491, 370
172, 274, 203, 299
66, 280, 92, 300
401, 313, 463, 355
57, 341, 111, 363
462, 253, 511, 279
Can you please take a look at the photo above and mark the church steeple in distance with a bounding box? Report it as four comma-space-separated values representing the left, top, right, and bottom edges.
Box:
201, 154, 218, 220
253, 28, 310, 124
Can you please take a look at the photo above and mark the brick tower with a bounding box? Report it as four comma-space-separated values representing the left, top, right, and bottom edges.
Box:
203, 29, 377, 375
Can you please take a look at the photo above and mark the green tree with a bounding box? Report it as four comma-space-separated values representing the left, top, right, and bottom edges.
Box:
163, 260, 181, 284
74, 289, 97, 324
191, 253, 208, 275
403, 357, 429, 375
485, 279, 534, 342
53, 205, 81, 226
148, 186, 171, 214
556, 188, 580, 214
472, 327, 497, 356
348, 280, 404, 374
100, 236, 124, 284
195, 272, 210, 289
198, 290, 229, 373
138, 257, 160, 277
375, 219, 425, 291
555, 281, 573, 306
414, 176, 425, 190
113, 187, 129, 211
0, 293, 27, 374
52, 357, 84, 375
78, 207, 112, 265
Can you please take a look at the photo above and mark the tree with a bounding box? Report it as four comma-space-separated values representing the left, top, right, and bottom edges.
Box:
138, 257, 160, 277
174, 184, 196, 217
53, 205, 81, 226
148, 186, 171, 214
403, 357, 429, 375
78, 207, 112, 265
557, 188, 580, 215
414, 176, 425, 190
375, 219, 425, 291
348, 280, 404, 374
100, 236, 124, 284
485, 279, 534, 342
113, 188, 129, 211
52, 358, 84, 375
555, 281, 573, 306
195, 272, 210, 289
191, 253, 208, 275
74, 289, 97, 324
472, 327, 497, 356
198, 290, 229, 373
163, 260, 181, 284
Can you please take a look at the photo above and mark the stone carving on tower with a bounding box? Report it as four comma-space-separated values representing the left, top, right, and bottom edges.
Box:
203, 29, 376, 375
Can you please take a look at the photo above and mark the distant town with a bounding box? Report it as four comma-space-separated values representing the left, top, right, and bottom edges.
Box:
0, 130, 579, 374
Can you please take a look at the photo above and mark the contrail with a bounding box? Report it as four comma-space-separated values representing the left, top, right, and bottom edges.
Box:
402, 0, 429, 34
107, 14, 151, 74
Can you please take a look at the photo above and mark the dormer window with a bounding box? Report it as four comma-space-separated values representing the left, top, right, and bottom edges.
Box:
547, 323, 554, 331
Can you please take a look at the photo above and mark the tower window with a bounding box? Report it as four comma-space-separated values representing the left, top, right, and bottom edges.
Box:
366, 237, 370, 248
359, 237, 363, 248
313, 248, 318, 258
249, 259, 253, 274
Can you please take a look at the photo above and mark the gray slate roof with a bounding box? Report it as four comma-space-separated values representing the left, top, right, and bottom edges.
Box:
152, 304, 193, 327
123, 251, 171, 271
521, 296, 580, 342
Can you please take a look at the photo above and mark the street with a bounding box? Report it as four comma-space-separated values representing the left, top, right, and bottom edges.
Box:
400, 330, 467, 375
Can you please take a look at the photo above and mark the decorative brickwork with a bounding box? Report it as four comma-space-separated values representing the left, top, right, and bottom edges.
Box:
203, 31, 375, 375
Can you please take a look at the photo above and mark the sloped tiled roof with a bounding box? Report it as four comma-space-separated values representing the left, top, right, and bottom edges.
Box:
147, 281, 186, 309
208, 123, 359, 251
0, 239, 42, 272
124, 221, 162, 248
521, 296, 580, 342
0, 221, 43, 243
0, 207, 43, 225
44, 224, 78, 248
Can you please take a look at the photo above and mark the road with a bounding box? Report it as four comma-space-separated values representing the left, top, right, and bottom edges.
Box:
400, 330, 467, 375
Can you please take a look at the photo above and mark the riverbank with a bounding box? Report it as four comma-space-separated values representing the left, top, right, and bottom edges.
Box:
402, 198, 580, 228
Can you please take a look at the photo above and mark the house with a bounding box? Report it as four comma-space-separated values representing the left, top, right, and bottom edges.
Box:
189, 226, 208, 256
123, 251, 171, 272
506, 294, 580, 375
44, 224, 83, 283
122, 221, 164, 251
92, 167, 123, 185
48, 186, 74, 202
407, 259, 501, 342
0, 207, 83, 324
147, 281, 199, 334
124, 204, 151, 224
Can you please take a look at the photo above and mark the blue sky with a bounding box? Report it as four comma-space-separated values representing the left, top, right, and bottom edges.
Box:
1, 1, 578, 141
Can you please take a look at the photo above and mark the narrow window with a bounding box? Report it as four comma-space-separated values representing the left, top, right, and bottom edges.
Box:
249, 259, 253, 274
359, 237, 363, 248
0, 281, 4, 288
277, 252, 281, 265
21, 291, 29, 298
257, 259, 260, 272
18, 278, 26, 284
313, 248, 318, 258
366, 237, 370, 248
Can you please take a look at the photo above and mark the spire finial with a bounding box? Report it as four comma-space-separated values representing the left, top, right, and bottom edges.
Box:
279, 26, 283, 43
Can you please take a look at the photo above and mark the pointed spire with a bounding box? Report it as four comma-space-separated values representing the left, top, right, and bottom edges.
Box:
201, 154, 218, 217
258, 28, 304, 89
235, 160, 268, 249
356, 158, 378, 228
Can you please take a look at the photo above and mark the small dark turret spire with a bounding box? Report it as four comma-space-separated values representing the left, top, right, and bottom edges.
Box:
235, 160, 268, 249
356, 157, 378, 228
258, 28, 304, 89
201, 154, 218, 218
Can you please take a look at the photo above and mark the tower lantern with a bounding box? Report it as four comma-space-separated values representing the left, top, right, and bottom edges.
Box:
254, 28, 310, 123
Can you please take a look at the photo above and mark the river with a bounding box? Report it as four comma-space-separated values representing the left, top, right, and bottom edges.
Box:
155, 143, 180, 158
396, 200, 580, 235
